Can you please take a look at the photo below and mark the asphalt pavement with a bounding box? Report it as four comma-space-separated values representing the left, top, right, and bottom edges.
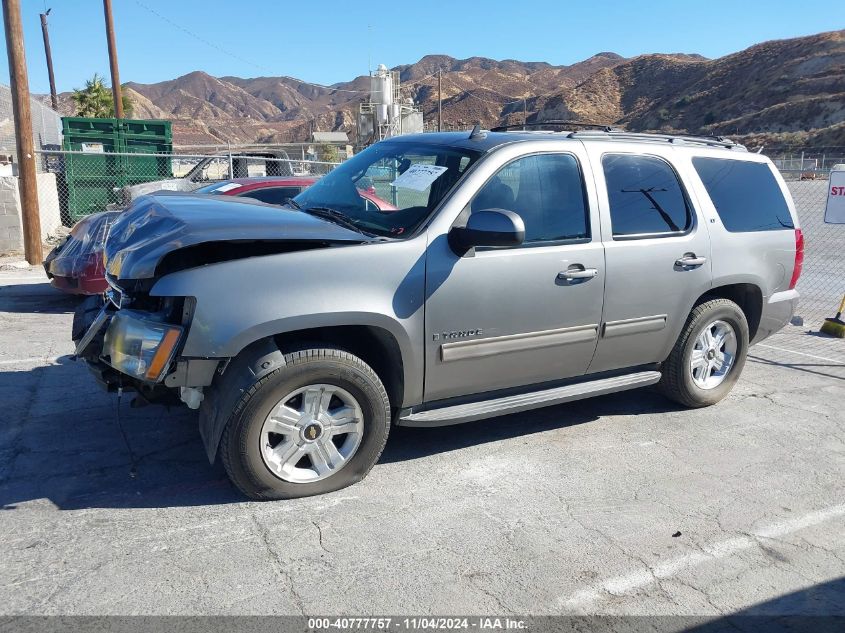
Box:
1, 269, 843, 618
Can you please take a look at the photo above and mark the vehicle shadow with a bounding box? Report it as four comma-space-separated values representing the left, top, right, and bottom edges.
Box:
748, 355, 845, 381
683, 576, 845, 630
0, 357, 243, 511
382, 388, 682, 464
0, 282, 82, 314
0, 357, 683, 511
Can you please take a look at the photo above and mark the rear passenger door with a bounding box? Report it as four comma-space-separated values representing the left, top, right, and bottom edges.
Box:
586, 146, 712, 373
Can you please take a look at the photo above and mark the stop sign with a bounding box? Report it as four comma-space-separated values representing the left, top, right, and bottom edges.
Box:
825, 165, 845, 224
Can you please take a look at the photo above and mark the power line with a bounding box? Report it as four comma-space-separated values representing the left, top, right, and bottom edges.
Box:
442, 76, 570, 107
442, 76, 523, 105
400, 72, 439, 87
133, 1, 370, 95
130, 4, 568, 113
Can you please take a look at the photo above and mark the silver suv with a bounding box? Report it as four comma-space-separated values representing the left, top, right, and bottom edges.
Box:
75, 129, 803, 500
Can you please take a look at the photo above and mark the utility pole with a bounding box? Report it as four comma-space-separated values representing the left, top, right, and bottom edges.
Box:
523, 99, 527, 129
102, 0, 123, 118
2, 0, 43, 264
39, 9, 58, 111
437, 69, 442, 132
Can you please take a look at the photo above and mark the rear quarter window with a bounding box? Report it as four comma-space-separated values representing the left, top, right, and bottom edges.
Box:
692, 157, 794, 232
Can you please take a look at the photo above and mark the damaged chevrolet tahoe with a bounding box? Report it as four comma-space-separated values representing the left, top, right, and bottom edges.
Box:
74, 128, 803, 500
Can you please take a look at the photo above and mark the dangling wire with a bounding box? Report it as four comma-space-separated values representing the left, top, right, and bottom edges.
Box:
114, 384, 138, 478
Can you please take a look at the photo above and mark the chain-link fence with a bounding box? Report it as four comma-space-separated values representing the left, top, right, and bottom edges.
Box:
767, 148, 845, 173
32, 148, 340, 234
0, 83, 62, 160
770, 171, 845, 366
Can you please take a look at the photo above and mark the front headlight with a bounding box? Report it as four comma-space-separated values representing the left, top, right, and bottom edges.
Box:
102, 310, 183, 382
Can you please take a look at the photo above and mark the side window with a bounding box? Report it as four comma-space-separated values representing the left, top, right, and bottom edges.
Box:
602, 154, 692, 237
471, 153, 589, 244
194, 157, 230, 183
238, 187, 301, 205
692, 157, 794, 232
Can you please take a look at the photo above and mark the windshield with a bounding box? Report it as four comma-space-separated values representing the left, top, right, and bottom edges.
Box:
293, 141, 482, 237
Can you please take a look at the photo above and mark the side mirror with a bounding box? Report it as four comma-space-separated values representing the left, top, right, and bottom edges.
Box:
450, 209, 525, 251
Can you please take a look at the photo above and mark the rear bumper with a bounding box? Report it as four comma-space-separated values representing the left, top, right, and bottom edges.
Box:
753, 288, 799, 344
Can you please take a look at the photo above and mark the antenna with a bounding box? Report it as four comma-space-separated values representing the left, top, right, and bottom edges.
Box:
367, 24, 372, 73
469, 124, 486, 140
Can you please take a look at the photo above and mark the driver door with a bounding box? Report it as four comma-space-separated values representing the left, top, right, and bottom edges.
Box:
423, 148, 606, 402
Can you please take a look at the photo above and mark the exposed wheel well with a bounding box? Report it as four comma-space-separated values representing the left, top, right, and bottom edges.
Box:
696, 283, 763, 341
271, 326, 405, 410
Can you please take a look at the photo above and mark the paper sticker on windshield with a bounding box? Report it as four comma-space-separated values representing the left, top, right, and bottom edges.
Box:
215, 182, 243, 193
391, 164, 448, 191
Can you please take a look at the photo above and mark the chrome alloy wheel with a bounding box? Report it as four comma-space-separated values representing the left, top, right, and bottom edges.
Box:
260, 384, 364, 483
690, 319, 737, 390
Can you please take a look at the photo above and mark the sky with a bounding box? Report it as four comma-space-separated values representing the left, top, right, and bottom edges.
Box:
0, 0, 838, 94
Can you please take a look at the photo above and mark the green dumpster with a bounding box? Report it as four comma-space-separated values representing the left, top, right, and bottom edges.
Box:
119, 120, 173, 189
60, 117, 173, 223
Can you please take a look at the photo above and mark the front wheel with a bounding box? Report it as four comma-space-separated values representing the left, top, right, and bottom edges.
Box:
220, 347, 391, 500
659, 298, 749, 408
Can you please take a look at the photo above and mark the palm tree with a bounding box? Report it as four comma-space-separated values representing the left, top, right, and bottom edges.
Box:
72, 73, 133, 118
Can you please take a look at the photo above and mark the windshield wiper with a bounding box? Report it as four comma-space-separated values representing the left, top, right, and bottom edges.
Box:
283, 197, 301, 210
302, 206, 370, 236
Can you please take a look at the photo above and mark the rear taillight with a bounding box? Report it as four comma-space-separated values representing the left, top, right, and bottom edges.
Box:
789, 228, 804, 289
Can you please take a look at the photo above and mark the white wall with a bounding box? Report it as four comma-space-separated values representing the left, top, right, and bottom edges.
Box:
0, 173, 62, 255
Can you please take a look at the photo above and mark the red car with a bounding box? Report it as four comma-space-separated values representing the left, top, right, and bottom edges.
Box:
195, 177, 398, 212
193, 176, 320, 203
44, 176, 396, 295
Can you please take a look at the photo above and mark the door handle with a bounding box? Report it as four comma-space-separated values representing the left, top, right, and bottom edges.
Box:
558, 266, 598, 281
675, 254, 707, 268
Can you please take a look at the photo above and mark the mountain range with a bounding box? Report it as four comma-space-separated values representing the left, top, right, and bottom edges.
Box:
52, 29, 845, 147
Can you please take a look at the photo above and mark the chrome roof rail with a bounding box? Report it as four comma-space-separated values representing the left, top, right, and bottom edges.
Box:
567, 130, 746, 150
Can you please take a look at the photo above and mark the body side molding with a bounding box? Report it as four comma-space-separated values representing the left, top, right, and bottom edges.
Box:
440, 323, 599, 363
602, 314, 668, 338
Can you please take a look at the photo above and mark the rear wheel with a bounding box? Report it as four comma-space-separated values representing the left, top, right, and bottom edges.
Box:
659, 298, 749, 408
220, 347, 390, 500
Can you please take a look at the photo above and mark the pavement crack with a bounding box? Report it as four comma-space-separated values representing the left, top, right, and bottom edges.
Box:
312, 519, 332, 555
470, 580, 514, 615
251, 513, 306, 615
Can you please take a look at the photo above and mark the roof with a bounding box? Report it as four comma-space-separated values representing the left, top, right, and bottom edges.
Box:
385, 130, 747, 153
313, 131, 349, 143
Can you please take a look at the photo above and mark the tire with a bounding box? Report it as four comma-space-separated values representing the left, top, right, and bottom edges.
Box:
659, 298, 749, 408
220, 347, 391, 500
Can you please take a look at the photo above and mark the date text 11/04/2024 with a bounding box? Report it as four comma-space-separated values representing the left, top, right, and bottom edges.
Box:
307, 617, 527, 630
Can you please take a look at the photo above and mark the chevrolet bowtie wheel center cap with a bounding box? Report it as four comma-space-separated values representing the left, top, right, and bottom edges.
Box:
301, 422, 324, 443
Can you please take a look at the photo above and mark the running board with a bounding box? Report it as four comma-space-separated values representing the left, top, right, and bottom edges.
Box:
398, 371, 661, 427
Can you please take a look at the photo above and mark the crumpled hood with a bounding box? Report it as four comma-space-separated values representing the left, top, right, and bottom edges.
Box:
104, 192, 372, 280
